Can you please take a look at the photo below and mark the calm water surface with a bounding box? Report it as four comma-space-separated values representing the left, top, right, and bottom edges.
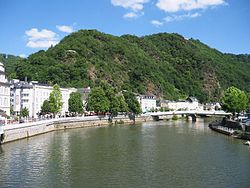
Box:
0, 119, 250, 188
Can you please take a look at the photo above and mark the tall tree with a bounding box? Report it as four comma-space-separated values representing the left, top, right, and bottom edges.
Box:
246, 93, 250, 112
220, 86, 248, 114
103, 85, 120, 116
20, 107, 29, 118
68, 92, 83, 115
123, 91, 141, 114
117, 95, 129, 113
86, 87, 109, 113
41, 100, 51, 115
49, 84, 63, 116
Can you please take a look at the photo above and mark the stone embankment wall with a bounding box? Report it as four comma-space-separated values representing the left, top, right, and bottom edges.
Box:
1, 115, 151, 144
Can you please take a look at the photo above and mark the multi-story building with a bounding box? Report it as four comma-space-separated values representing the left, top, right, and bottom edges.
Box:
10, 79, 76, 118
137, 95, 156, 113
161, 97, 199, 111
0, 62, 10, 116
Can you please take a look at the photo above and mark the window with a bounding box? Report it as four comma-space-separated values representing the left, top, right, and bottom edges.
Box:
22, 93, 29, 97
22, 99, 29, 103
4, 98, 8, 106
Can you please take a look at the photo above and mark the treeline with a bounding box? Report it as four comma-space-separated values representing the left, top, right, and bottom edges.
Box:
39, 83, 141, 117
86, 82, 141, 115
1, 30, 250, 102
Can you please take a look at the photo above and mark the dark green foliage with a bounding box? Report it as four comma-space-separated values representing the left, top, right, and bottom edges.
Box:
0, 53, 22, 79
2, 30, 250, 102
123, 91, 141, 114
220, 86, 248, 113
86, 87, 110, 113
68, 92, 83, 114
20, 107, 29, 118
41, 100, 51, 115
247, 93, 250, 112
117, 95, 129, 113
49, 84, 63, 115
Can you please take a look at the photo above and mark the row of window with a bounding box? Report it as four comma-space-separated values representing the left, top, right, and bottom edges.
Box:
0, 97, 9, 107
22, 93, 29, 97
0, 75, 8, 83
0, 86, 9, 95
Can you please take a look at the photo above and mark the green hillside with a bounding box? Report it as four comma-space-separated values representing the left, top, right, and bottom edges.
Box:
1, 30, 250, 102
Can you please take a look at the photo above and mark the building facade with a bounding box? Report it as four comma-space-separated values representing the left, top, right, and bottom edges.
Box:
137, 95, 156, 113
10, 80, 76, 118
0, 62, 10, 116
161, 97, 199, 111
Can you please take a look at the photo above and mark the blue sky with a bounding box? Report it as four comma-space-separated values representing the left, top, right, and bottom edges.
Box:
0, 0, 249, 57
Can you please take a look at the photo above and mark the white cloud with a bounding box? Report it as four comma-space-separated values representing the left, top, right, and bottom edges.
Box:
111, 0, 149, 11
151, 20, 164, 26
164, 12, 201, 22
19, 54, 27, 58
25, 28, 59, 48
26, 40, 59, 48
56, 25, 74, 33
156, 0, 225, 13
123, 12, 138, 18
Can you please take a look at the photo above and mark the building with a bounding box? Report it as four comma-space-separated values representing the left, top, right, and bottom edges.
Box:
10, 79, 76, 118
161, 97, 199, 111
0, 62, 10, 116
203, 102, 221, 111
137, 95, 156, 113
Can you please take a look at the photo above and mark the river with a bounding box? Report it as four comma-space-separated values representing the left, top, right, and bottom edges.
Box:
0, 118, 250, 188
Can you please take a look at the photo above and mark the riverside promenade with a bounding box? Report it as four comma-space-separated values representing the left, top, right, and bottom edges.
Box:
1, 115, 151, 144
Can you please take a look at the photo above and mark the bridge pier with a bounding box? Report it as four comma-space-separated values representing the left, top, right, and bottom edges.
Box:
190, 114, 197, 122
152, 116, 160, 121
185, 115, 196, 122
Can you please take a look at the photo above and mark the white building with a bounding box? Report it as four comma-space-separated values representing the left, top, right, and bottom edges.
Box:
10, 80, 76, 118
0, 62, 10, 116
161, 97, 199, 111
137, 95, 156, 113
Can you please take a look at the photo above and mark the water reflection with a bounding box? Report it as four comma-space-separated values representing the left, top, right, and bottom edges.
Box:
0, 119, 250, 188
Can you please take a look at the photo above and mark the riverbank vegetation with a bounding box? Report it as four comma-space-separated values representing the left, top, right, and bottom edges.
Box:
86, 83, 141, 116
220, 86, 248, 115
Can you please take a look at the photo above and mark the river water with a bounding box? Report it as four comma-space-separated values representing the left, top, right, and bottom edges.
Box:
0, 119, 250, 188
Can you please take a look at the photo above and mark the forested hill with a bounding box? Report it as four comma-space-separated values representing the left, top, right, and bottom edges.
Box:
1, 30, 250, 102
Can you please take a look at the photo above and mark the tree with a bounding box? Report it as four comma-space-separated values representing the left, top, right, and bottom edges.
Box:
220, 86, 248, 114
109, 96, 120, 116
103, 85, 120, 116
247, 93, 250, 112
41, 100, 51, 115
86, 87, 109, 113
10, 106, 14, 115
49, 84, 63, 116
123, 91, 141, 114
68, 92, 83, 115
117, 95, 129, 113
20, 107, 29, 118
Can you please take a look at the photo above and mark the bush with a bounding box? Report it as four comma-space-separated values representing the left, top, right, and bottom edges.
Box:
172, 115, 179, 120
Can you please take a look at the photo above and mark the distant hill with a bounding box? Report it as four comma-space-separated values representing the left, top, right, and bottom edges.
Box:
0, 53, 22, 79
2, 30, 250, 102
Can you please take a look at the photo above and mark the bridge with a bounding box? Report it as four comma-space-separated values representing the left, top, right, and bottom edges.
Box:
148, 110, 231, 121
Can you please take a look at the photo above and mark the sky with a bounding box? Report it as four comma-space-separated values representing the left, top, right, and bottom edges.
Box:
0, 0, 249, 57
